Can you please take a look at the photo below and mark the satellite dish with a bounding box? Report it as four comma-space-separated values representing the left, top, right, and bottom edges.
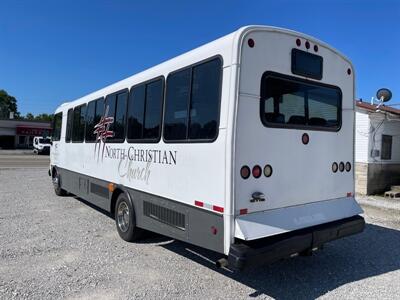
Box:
376, 88, 392, 102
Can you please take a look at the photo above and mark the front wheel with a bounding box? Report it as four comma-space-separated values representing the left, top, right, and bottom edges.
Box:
52, 169, 67, 196
115, 193, 143, 242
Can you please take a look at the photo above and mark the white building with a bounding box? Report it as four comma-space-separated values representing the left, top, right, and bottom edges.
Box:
355, 100, 400, 195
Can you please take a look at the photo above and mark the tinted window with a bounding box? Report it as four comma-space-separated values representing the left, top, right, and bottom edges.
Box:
115, 92, 128, 140
52, 112, 63, 141
72, 104, 86, 142
189, 59, 221, 139
85, 100, 96, 142
144, 80, 163, 139
127, 85, 145, 140
260, 73, 341, 130
127, 79, 164, 141
65, 108, 73, 142
105, 91, 128, 142
291, 49, 323, 80
164, 69, 191, 141
95, 98, 104, 124
164, 57, 222, 142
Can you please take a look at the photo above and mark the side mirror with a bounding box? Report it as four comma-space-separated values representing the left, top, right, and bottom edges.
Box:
376, 88, 392, 102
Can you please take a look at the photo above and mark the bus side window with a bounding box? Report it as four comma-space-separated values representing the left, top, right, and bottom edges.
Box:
72, 104, 86, 142
105, 90, 128, 142
52, 112, 63, 141
94, 98, 105, 126
164, 69, 191, 141
189, 58, 221, 140
65, 108, 73, 142
85, 100, 96, 142
127, 78, 164, 142
164, 57, 222, 142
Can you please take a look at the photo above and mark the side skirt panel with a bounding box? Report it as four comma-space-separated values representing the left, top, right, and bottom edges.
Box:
56, 167, 225, 254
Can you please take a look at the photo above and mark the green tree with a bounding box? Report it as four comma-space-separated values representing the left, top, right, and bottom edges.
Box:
25, 113, 34, 120
0, 89, 20, 118
34, 113, 53, 122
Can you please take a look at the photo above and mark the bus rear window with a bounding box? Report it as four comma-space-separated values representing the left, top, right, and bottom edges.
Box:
260, 73, 341, 131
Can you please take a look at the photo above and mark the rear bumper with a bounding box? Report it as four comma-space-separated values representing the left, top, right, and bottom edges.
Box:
228, 215, 365, 270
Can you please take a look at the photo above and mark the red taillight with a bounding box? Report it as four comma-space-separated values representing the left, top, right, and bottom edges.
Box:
347, 192, 353, 197
302, 133, 309, 145
213, 205, 224, 213
252, 165, 262, 178
240, 166, 250, 179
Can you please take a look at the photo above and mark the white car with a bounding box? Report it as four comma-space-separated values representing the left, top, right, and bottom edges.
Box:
33, 136, 51, 154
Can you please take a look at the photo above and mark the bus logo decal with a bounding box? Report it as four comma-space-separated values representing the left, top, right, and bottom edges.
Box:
94, 105, 114, 161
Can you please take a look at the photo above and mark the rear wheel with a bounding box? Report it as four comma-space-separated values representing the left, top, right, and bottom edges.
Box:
115, 193, 143, 242
52, 169, 67, 196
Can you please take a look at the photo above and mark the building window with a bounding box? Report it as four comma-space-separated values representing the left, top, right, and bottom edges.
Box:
127, 78, 164, 142
52, 112, 63, 141
163, 57, 222, 142
72, 104, 86, 142
105, 90, 128, 142
18, 135, 26, 145
381, 135, 392, 160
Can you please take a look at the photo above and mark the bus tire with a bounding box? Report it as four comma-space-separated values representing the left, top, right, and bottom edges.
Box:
52, 169, 67, 196
115, 193, 143, 242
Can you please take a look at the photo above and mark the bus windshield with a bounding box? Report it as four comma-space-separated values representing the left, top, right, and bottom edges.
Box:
260, 73, 342, 131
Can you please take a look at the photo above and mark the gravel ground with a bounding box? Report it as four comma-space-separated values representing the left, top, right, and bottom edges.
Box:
0, 167, 400, 300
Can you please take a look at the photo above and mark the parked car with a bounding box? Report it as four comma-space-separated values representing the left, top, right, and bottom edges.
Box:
33, 136, 51, 154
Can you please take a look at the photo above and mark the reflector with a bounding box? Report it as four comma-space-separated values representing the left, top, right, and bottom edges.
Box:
264, 164, 273, 177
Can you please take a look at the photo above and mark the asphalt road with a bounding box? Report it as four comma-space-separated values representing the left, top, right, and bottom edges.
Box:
0, 157, 399, 299
0, 154, 49, 168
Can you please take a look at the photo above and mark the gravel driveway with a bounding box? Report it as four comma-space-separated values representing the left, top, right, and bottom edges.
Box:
1, 168, 400, 299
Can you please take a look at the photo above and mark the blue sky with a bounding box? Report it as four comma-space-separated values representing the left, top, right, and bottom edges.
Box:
0, 0, 399, 115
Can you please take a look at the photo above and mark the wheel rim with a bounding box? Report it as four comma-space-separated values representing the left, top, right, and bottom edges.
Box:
52, 174, 59, 189
117, 201, 130, 233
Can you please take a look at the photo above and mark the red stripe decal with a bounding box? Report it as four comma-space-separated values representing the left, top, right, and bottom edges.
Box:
213, 205, 224, 213
239, 208, 248, 215
195, 201, 204, 207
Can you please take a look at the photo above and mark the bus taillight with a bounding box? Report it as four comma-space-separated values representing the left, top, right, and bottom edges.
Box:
240, 166, 250, 179
252, 165, 262, 178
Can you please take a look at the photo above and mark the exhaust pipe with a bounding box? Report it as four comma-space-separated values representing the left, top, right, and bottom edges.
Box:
216, 258, 229, 268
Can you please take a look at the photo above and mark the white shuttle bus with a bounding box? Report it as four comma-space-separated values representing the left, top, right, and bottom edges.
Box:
50, 26, 364, 270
